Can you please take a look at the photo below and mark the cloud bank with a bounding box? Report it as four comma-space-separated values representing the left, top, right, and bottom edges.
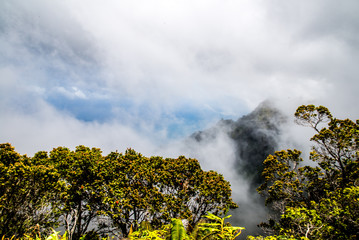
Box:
2, 0, 358, 156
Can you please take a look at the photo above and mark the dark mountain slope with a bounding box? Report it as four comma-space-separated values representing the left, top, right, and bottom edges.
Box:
188, 101, 287, 236
191, 101, 287, 186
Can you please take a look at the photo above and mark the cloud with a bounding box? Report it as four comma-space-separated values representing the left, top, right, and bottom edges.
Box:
1, 0, 358, 152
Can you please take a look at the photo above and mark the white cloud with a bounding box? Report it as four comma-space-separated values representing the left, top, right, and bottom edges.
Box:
1, 0, 358, 156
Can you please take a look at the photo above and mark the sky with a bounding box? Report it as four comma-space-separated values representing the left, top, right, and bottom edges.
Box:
1, 0, 359, 157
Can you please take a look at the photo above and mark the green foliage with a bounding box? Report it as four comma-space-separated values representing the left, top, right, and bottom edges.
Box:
258, 105, 359, 239
3, 229, 96, 240
0, 144, 237, 239
49, 146, 104, 240
0, 144, 61, 238
99, 150, 237, 237
170, 219, 189, 240
129, 214, 244, 240
129, 221, 169, 240
247, 235, 298, 240
43, 229, 62, 240
129, 222, 170, 240
197, 213, 244, 240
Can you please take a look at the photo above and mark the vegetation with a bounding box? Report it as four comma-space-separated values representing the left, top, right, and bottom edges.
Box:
257, 105, 359, 239
129, 213, 244, 240
196, 213, 244, 240
0, 144, 60, 237
0, 214, 244, 240
0, 145, 237, 239
1, 104, 358, 240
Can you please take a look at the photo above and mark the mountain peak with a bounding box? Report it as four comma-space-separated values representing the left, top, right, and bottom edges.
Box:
190, 101, 287, 184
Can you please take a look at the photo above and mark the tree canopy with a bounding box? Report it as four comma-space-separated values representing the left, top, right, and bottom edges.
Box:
0, 144, 60, 237
0, 144, 237, 239
258, 105, 359, 239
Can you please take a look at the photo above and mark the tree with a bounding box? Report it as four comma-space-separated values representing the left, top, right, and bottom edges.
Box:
98, 149, 166, 237
295, 105, 358, 188
257, 105, 359, 239
49, 145, 105, 240
0, 144, 237, 239
0, 143, 60, 237
99, 149, 238, 238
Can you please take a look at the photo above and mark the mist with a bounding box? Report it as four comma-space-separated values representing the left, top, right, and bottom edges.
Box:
1, 0, 359, 237
161, 100, 291, 234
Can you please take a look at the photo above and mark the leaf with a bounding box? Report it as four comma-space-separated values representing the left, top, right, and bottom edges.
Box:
45, 229, 60, 240
170, 219, 189, 240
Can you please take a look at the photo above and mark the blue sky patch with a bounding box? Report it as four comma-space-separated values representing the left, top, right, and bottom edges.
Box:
46, 92, 114, 123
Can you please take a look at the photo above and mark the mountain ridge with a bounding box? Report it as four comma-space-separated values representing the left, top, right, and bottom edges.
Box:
190, 100, 287, 186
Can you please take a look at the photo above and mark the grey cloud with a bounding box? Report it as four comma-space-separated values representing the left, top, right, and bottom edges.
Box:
1, 0, 358, 165
0, 0, 102, 88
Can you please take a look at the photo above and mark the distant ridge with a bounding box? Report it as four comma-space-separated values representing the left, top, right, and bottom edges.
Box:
190, 101, 287, 186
